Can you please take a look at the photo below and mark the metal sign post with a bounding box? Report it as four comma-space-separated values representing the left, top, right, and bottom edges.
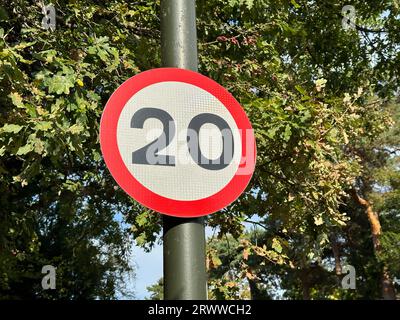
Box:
160, 0, 207, 300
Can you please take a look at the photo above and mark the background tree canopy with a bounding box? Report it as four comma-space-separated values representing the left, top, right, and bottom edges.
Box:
0, 0, 399, 299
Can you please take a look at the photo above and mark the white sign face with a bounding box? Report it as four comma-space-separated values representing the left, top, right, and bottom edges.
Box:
117, 81, 242, 201
100, 68, 256, 217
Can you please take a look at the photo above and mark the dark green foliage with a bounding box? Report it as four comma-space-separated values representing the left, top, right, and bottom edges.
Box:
0, 0, 399, 300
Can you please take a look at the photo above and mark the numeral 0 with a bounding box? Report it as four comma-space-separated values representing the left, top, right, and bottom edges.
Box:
130, 108, 234, 170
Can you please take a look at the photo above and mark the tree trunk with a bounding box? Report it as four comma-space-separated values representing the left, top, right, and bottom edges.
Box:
350, 189, 396, 300
299, 270, 311, 300
248, 278, 263, 300
330, 234, 342, 284
301, 282, 311, 300
382, 266, 397, 300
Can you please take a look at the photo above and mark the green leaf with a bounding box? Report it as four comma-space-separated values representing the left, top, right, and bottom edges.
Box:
33, 138, 45, 154
136, 212, 148, 227
300, 110, 311, 122
9, 92, 24, 108
24, 104, 37, 118
211, 255, 222, 267
272, 238, 283, 253
314, 215, 324, 226
69, 124, 84, 134
295, 85, 306, 95
1, 124, 23, 133
16, 143, 34, 155
267, 126, 279, 139
283, 124, 292, 141
32, 50, 57, 63
35, 121, 52, 131
291, 0, 301, 9
245, 0, 254, 9
47, 74, 75, 95
311, 191, 319, 200
93, 149, 101, 161
97, 49, 109, 62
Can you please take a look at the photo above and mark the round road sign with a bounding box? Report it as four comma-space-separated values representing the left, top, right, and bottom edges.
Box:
100, 68, 256, 217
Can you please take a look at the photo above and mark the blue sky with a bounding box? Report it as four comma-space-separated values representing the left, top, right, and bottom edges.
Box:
133, 243, 163, 299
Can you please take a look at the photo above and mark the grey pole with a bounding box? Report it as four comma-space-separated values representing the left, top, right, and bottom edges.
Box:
160, 0, 207, 300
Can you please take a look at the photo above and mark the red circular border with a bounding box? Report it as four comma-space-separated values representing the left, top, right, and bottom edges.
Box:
100, 68, 256, 217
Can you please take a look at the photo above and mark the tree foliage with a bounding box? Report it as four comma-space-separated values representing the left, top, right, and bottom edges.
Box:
0, 0, 399, 299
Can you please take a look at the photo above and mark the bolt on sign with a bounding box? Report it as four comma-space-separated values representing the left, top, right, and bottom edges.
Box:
100, 68, 256, 217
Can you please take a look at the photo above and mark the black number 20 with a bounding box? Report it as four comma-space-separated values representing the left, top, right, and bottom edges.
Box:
130, 108, 234, 170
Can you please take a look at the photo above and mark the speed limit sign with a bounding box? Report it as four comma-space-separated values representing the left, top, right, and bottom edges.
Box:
100, 68, 256, 217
